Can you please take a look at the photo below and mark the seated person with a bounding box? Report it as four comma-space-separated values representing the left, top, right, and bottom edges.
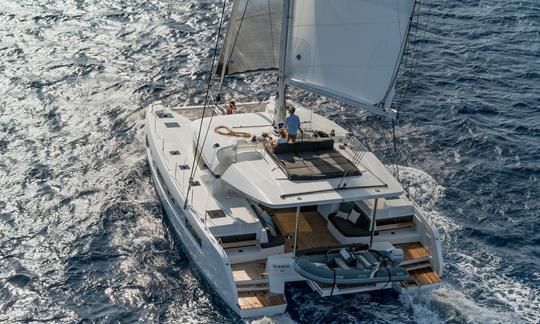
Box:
267, 128, 288, 147
226, 100, 235, 115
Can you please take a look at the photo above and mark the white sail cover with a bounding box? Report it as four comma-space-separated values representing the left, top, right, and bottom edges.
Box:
217, 0, 283, 75
284, 0, 415, 110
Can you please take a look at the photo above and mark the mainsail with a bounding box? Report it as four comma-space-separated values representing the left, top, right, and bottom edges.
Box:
217, 0, 415, 118
285, 0, 415, 116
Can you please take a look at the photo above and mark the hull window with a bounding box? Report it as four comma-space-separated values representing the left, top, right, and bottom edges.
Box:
186, 219, 202, 247
155, 167, 170, 196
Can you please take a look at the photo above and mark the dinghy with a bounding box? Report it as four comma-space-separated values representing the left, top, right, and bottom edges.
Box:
295, 243, 409, 285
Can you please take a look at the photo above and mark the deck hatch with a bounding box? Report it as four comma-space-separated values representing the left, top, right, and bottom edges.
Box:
207, 209, 226, 219
164, 122, 180, 128
179, 164, 190, 170
156, 111, 173, 118
169, 150, 181, 156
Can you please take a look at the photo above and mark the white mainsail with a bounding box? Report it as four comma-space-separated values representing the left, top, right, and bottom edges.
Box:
218, 0, 415, 118
217, 0, 282, 75
285, 0, 415, 116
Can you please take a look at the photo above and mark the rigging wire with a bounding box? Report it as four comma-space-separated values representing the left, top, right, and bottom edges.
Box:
378, 117, 401, 183
184, 0, 252, 209
340, 127, 377, 188
216, 0, 251, 100
184, 0, 228, 209
220, 83, 262, 102
388, 0, 432, 193
391, 120, 401, 183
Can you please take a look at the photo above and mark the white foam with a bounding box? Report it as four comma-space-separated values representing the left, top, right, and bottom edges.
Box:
248, 314, 298, 324
394, 165, 535, 322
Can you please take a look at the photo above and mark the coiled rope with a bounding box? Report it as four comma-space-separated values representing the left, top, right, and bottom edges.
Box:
214, 125, 251, 138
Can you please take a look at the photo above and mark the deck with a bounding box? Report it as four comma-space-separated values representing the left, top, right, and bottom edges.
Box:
407, 268, 443, 285
395, 242, 431, 260
237, 292, 286, 309
231, 261, 267, 284
272, 210, 340, 252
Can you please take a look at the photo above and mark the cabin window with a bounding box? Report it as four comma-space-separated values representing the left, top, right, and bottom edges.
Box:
186, 219, 202, 247
145, 135, 149, 147
155, 167, 170, 196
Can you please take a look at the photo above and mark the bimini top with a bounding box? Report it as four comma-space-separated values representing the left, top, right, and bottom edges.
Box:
266, 139, 361, 180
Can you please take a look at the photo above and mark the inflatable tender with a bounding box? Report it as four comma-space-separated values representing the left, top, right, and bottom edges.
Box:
294, 243, 409, 285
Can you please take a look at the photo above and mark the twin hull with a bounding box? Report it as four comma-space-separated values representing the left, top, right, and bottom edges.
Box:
145, 122, 286, 318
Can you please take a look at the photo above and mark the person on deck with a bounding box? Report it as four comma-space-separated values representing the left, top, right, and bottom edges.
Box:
226, 100, 235, 115
269, 128, 288, 147
283, 107, 302, 143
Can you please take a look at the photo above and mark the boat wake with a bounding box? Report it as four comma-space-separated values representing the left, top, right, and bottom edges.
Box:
396, 166, 532, 323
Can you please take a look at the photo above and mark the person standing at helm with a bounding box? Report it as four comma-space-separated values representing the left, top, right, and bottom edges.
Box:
283, 106, 301, 143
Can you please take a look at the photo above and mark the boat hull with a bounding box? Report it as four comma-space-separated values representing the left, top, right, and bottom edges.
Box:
145, 121, 287, 318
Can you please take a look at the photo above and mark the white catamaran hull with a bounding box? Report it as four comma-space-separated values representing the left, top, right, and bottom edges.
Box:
145, 113, 287, 318
144, 100, 444, 319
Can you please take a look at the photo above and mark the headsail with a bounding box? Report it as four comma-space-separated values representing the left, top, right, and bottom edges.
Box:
216, 0, 283, 76
284, 0, 415, 118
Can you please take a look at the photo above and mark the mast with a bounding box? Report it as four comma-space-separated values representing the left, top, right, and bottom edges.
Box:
275, 0, 291, 125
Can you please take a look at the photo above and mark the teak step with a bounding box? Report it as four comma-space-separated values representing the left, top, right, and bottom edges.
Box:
395, 242, 430, 260
231, 261, 267, 285
376, 221, 415, 232
407, 268, 442, 286
401, 260, 432, 271
237, 292, 286, 309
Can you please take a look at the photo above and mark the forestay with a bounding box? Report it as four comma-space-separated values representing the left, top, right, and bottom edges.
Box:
284, 0, 415, 117
216, 0, 283, 75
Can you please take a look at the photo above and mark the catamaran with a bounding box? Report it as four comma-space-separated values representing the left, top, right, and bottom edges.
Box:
145, 0, 443, 318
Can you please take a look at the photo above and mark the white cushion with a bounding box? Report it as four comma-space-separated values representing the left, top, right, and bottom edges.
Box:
336, 210, 349, 220
348, 209, 361, 223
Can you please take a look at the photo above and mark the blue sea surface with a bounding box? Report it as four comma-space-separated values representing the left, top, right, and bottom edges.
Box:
0, 0, 538, 323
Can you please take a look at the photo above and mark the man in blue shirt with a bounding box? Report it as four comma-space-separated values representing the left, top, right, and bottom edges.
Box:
283, 107, 301, 143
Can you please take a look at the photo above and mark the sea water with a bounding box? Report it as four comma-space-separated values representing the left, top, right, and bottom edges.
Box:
0, 0, 538, 322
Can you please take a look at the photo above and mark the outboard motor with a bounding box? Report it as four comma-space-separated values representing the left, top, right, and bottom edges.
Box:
387, 249, 405, 266
371, 242, 405, 266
